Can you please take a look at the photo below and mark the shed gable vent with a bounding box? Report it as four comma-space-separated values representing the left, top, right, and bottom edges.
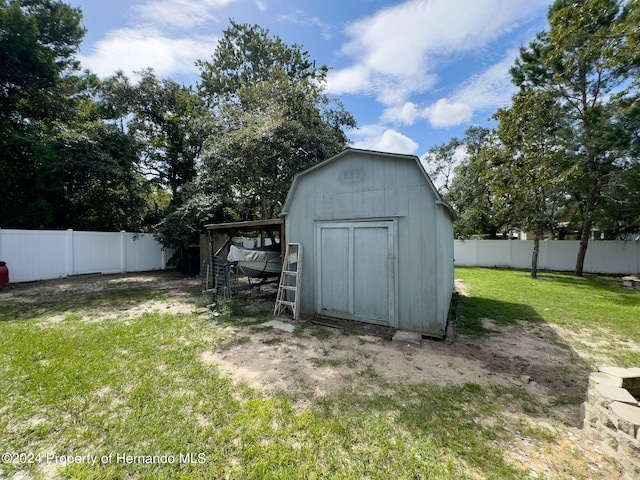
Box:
340, 168, 364, 184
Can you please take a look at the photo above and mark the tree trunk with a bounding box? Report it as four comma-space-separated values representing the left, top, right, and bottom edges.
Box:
531, 236, 540, 279
575, 185, 598, 277
575, 216, 592, 277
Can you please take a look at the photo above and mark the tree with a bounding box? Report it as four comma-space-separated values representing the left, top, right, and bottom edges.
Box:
99, 71, 137, 133
198, 21, 355, 220
422, 137, 462, 194
490, 90, 569, 278
198, 20, 326, 104
41, 122, 148, 230
0, 0, 85, 122
153, 178, 227, 255
511, 0, 638, 276
130, 69, 209, 205
0, 0, 86, 228
426, 127, 505, 238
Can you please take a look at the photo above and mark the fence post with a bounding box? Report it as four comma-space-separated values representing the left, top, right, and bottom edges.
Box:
120, 231, 127, 273
473, 239, 479, 267
66, 229, 74, 276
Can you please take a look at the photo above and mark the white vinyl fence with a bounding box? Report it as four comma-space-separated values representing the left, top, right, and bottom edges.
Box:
454, 239, 640, 274
0, 229, 168, 283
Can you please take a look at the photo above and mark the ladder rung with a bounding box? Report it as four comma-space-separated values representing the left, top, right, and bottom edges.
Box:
276, 300, 296, 307
283, 270, 298, 275
281, 286, 297, 291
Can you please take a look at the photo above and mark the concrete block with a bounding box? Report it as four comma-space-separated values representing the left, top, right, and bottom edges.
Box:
599, 366, 640, 379
620, 457, 640, 480
592, 384, 638, 407
598, 367, 640, 396
617, 430, 640, 457
590, 371, 625, 387
582, 402, 596, 428
611, 402, 640, 438
598, 422, 620, 452
584, 426, 600, 442
262, 319, 296, 333
392, 330, 422, 346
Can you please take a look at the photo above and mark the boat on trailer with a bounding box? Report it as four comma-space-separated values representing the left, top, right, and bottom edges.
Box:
227, 244, 282, 279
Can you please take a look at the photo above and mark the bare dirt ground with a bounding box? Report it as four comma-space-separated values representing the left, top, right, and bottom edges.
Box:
3, 271, 625, 479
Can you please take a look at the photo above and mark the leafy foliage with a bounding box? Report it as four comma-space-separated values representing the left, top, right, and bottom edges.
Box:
510, 0, 639, 275
199, 21, 355, 221
429, 0, 640, 278
0, 0, 87, 228
426, 127, 505, 239
131, 69, 209, 203
489, 90, 570, 276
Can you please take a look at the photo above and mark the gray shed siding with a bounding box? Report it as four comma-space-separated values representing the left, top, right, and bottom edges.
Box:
282, 149, 453, 337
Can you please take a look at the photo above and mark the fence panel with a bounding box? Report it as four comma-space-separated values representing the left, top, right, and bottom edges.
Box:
125, 233, 168, 272
0, 229, 167, 283
454, 239, 640, 274
73, 231, 123, 275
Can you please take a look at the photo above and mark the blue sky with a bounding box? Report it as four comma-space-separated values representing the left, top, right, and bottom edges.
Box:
72, 0, 551, 156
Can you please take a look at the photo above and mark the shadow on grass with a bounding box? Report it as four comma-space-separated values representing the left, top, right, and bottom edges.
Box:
0, 271, 201, 322
453, 295, 592, 427
314, 382, 529, 479
537, 272, 640, 306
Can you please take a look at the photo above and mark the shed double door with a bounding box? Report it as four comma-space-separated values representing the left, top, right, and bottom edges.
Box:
316, 221, 396, 326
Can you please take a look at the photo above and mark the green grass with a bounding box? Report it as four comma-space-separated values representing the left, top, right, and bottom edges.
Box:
455, 267, 640, 365
0, 313, 532, 479
3, 269, 632, 478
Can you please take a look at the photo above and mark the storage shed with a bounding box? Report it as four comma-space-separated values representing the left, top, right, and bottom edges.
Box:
281, 148, 455, 338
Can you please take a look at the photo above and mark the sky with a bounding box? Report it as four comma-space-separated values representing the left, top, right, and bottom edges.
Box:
71, 0, 552, 157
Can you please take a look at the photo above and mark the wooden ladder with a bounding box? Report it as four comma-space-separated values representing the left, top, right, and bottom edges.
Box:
274, 243, 302, 320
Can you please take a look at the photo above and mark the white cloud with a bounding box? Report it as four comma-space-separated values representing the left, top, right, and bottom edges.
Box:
79, 28, 219, 78
132, 0, 236, 29
414, 48, 520, 127
381, 49, 517, 128
78, 0, 240, 78
328, 0, 548, 105
422, 98, 473, 128
381, 102, 419, 125
350, 125, 419, 154
276, 10, 336, 39
375, 129, 419, 154
450, 48, 520, 111
256, 0, 267, 12
327, 65, 374, 96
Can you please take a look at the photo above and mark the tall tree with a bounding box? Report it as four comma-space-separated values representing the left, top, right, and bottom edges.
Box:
99, 71, 137, 133
422, 137, 463, 194
490, 90, 569, 278
0, 0, 86, 227
198, 20, 326, 104
130, 69, 208, 204
426, 127, 504, 238
198, 21, 355, 220
511, 0, 638, 276
41, 122, 148, 230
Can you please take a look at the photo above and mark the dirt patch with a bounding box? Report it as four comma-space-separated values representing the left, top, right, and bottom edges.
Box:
207, 280, 589, 416
200, 276, 621, 479
3, 271, 202, 321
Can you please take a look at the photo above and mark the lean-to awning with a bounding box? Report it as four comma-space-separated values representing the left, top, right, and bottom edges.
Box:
204, 218, 285, 258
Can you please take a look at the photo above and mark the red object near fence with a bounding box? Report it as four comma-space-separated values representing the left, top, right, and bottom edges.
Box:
0, 261, 9, 288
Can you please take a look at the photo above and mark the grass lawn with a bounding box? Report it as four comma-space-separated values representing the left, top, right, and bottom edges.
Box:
0, 269, 637, 479
455, 267, 640, 367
